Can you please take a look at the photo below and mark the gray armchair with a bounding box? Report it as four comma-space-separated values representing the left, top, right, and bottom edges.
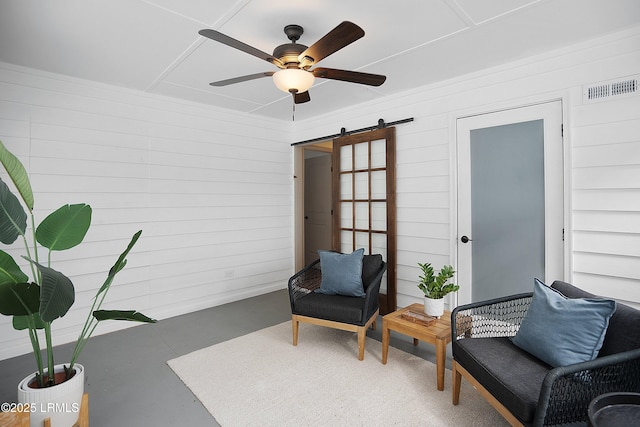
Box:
287, 254, 386, 360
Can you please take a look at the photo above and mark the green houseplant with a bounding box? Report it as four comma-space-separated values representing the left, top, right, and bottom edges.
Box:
417, 262, 459, 317
0, 140, 156, 425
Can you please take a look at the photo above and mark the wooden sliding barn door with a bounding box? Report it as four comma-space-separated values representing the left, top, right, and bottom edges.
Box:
332, 127, 397, 314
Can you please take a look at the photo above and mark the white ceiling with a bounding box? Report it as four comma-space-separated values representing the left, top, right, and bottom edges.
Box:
1, 0, 639, 121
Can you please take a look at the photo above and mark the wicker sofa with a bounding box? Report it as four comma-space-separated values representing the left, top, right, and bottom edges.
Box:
451, 280, 640, 426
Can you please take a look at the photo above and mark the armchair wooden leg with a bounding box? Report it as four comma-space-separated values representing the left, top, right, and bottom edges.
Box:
357, 326, 366, 361
371, 318, 377, 330
292, 316, 299, 346
452, 361, 462, 405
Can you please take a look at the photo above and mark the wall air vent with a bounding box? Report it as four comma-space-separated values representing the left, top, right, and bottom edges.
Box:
584, 75, 639, 103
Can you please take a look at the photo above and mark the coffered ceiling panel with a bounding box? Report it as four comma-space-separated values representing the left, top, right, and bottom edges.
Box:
0, 0, 638, 121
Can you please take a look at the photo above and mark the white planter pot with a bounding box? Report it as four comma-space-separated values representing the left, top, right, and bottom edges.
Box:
423, 297, 445, 318
17, 363, 84, 427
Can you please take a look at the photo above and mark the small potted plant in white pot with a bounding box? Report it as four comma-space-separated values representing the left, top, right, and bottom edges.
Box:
417, 262, 459, 318
0, 140, 156, 427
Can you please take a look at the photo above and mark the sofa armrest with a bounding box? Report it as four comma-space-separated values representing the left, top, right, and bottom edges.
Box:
534, 347, 640, 427
451, 293, 533, 342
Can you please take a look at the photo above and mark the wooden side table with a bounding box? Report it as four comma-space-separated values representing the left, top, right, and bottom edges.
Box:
382, 303, 452, 391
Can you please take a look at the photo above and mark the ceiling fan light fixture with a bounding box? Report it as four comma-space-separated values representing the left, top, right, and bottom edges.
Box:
272, 69, 315, 94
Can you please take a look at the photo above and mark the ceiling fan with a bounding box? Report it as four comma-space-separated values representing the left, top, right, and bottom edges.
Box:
198, 21, 386, 104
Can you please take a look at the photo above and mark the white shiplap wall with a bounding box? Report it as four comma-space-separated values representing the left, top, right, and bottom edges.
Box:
0, 64, 294, 360
572, 93, 640, 305
294, 25, 640, 310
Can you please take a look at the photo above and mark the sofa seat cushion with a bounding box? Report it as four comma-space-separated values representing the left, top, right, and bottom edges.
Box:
454, 337, 550, 424
293, 292, 366, 325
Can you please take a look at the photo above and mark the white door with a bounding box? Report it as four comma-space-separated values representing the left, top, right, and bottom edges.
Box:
457, 101, 564, 304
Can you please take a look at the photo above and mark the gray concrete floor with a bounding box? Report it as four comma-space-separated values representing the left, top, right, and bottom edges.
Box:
0, 289, 450, 426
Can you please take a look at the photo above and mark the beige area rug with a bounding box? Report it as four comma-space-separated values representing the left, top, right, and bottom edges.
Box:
168, 322, 509, 426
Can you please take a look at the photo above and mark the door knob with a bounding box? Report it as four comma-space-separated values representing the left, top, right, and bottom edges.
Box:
460, 235, 472, 243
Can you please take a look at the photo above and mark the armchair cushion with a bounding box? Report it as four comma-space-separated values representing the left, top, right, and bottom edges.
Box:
512, 279, 617, 367
294, 292, 366, 325
316, 248, 365, 297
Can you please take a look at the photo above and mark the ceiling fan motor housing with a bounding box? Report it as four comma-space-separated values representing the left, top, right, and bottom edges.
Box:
273, 25, 309, 68
273, 42, 308, 67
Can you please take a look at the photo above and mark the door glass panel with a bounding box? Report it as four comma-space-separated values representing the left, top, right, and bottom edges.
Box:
371, 139, 386, 168
372, 232, 388, 293
371, 233, 387, 260
355, 232, 370, 252
371, 202, 386, 231
340, 230, 353, 253
354, 172, 369, 199
340, 173, 352, 199
371, 170, 386, 199
340, 202, 352, 228
340, 145, 352, 172
470, 120, 545, 301
354, 202, 369, 229
354, 142, 368, 169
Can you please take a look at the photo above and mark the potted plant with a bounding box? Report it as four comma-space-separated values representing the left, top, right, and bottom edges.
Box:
417, 262, 459, 318
0, 140, 156, 426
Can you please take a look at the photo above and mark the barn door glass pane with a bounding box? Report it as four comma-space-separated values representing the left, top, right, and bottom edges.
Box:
354, 142, 368, 169
371, 170, 386, 198
371, 139, 386, 168
371, 202, 386, 231
354, 172, 368, 199
355, 202, 369, 229
340, 145, 352, 171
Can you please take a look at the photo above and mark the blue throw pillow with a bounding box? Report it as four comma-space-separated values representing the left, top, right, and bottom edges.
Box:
512, 279, 616, 367
316, 249, 365, 297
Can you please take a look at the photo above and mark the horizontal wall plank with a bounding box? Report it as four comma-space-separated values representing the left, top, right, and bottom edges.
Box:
573, 252, 640, 280
573, 211, 640, 234
573, 189, 640, 211
573, 165, 640, 189
573, 231, 640, 257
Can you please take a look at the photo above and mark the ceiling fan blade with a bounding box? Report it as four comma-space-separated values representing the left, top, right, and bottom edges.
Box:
209, 72, 274, 87
294, 91, 311, 104
199, 29, 284, 68
312, 68, 386, 86
298, 21, 364, 65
